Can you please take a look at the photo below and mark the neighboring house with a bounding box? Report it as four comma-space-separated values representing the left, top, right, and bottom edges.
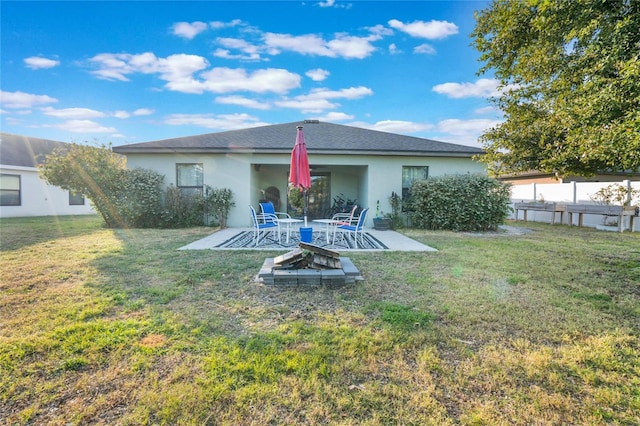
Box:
112, 120, 486, 227
0, 133, 96, 218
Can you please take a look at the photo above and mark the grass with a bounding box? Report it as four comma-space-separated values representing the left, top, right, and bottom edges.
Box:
1, 215, 639, 425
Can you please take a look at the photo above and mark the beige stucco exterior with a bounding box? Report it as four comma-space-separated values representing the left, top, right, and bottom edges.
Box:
124, 151, 486, 227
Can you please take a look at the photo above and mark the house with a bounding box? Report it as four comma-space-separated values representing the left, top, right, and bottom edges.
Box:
112, 120, 486, 227
0, 133, 96, 218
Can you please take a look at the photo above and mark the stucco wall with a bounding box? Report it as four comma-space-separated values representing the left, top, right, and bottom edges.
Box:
0, 165, 96, 218
124, 152, 486, 227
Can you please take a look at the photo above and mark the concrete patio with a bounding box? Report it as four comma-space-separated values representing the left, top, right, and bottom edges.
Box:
179, 228, 437, 252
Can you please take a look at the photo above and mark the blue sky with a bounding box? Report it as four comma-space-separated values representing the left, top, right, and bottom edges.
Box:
1, 0, 500, 147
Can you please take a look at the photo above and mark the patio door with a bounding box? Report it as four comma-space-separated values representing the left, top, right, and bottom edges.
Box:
307, 173, 330, 219
287, 172, 330, 219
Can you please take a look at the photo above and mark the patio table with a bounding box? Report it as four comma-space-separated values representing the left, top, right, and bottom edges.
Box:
312, 218, 339, 242
279, 218, 304, 243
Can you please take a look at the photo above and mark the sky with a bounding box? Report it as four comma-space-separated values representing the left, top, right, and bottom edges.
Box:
1, 0, 501, 148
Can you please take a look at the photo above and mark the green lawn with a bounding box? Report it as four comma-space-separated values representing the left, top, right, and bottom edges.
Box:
1, 215, 639, 425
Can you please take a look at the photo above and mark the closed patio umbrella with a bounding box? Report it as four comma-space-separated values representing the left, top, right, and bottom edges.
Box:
289, 125, 311, 226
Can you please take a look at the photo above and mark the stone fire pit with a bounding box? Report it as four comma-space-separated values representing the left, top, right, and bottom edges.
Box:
256, 243, 363, 288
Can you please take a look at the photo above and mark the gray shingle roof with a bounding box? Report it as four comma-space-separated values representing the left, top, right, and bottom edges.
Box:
113, 121, 484, 157
1, 133, 68, 168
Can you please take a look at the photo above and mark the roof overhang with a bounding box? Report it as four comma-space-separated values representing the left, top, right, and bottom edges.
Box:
112, 147, 483, 158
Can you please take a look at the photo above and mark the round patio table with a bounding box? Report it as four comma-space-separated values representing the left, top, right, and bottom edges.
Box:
279, 218, 304, 243
312, 218, 339, 242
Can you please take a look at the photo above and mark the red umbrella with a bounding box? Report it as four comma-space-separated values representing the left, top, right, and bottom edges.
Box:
289, 125, 311, 225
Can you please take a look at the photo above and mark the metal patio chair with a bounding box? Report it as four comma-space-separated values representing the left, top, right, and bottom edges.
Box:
333, 207, 369, 248
249, 205, 280, 246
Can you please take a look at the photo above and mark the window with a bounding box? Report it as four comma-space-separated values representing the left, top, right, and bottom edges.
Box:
402, 166, 428, 201
176, 163, 203, 196
69, 191, 85, 206
0, 174, 21, 206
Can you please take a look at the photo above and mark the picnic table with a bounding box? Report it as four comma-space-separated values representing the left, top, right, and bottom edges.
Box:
566, 204, 638, 232
514, 202, 566, 225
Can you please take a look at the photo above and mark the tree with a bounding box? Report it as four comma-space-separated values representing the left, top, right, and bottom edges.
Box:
40, 143, 164, 228
473, 0, 640, 177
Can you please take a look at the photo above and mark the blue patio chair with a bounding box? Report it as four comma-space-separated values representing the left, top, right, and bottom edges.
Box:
259, 201, 291, 220
333, 207, 369, 248
250, 205, 280, 246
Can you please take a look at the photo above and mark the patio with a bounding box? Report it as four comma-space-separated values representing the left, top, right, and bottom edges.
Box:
178, 228, 437, 252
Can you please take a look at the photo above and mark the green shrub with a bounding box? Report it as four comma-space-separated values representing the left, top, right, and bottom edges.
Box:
386, 191, 404, 229
116, 168, 165, 228
409, 174, 512, 231
204, 186, 235, 228
162, 186, 205, 228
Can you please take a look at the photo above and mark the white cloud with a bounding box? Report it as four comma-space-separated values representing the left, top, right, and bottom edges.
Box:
89, 53, 300, 95
414, 43, 436, 55
210, 19, 243, 29
171, 21, 208, 39
164, 113, 268, 130
426, 117, 502, 147
436, 118, 500, 137
24, 56, 60, 69
305, 86, 373, 100
200, 67, 301, 94
89, 52, 209, 85
133, 108, 154, 116
215, 95, 271, 110
217, 37, 257, 51
318, 0, 335, 7
317, 0, 352, 9
388, 19, 459, 39
1, 90, 58, 109
159, 54, 211, 93
367, 24, 394, 37
369, 120, 434, 134
213, 49, 241, 60
432, 78, 502, 99
41, 107, 105, 119
48, 119, 117, 133
306, 68, 330, 81
388, 43, 401, 55
314, 112, 354, 122
112, 108, 153, 118
213, 38, 262, 61
263, 32, 379, 59
263, 33, 336, 57
327, 34, 380, 59
343, 117, 496, 147
474, 106, 497, 115
276, 86, 372, 112
276, 98, 338, 112
213, 48, 263, 61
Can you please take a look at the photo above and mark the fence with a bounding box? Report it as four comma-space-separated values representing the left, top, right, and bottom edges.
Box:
510, 180, 640, 230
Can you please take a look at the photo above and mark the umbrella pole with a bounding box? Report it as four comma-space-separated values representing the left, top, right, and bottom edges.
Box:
303, 188, 309, 227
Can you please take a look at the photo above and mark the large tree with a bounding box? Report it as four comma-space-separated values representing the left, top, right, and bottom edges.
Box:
473, 0, 640, 177
40, 143, 164, 228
